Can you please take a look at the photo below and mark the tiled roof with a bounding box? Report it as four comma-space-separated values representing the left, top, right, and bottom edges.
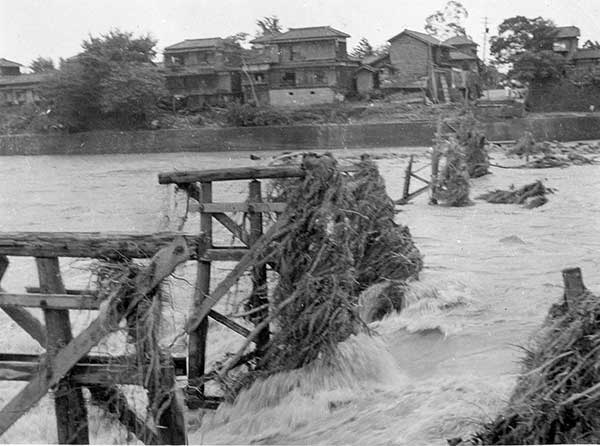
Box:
251, 32, 282, 44
573, 48, 600, 60
265, 26, 350, 42
164, 38, 228, 51
449, 50, 477, 61
242, 48, 277, 64
362, 53, 389, 65
0, 58, 23, 68
443, 35, 477, 46
0, 73, 50, 86
388, 29, 453, 47
555, 26, 580, 38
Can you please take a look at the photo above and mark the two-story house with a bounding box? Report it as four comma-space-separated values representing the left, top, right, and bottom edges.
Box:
248, 26, 359, 106
443, 35, 479, 72
356, 29, 462, 102
553, 26, 580, 60
163, 38, 243, 107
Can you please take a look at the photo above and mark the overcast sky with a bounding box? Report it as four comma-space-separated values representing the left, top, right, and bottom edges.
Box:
1, 0, 599, 68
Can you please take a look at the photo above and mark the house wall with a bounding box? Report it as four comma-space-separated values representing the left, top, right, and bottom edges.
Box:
389, 34, 430, 82
0, 67, 20, 76
268, 67, 337, 88
277, 40, 336, 62
269, 87, 336, 106
356, 70, 374, 94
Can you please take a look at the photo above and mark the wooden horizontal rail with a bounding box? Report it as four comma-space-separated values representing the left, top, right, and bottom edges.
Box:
0, 360, 144, 385
158, 166, 305, 184
0, 293, 101, 310
0, 232, 207, 259
208, 310, 251, 338
0, 353, 187, 377
199, 202, 287, 214
203, 248, 248, 262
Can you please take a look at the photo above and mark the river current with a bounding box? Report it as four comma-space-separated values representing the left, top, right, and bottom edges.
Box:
0, 147, 599, 444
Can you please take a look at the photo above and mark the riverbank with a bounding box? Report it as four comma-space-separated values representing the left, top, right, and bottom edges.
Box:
2, 114, 600, 155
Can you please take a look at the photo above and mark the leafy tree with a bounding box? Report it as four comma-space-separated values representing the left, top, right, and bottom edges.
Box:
583, 40, 600, 49
351, 37, 374, 59
99, 62, 167, 127
30, 57, 55, 73
256, 16, 282, 35
225, 32, 250, 47
425, 1, 469, 40
489, 16, 557, 66
41, 29, 165, 131
512, 50, 565, 83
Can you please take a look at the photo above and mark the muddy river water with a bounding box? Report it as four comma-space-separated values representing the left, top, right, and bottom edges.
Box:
0, 147, 599, 444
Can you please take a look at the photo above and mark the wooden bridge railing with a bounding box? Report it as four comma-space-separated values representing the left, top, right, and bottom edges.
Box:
158, 165, 304, 407
0, 232, 194, 444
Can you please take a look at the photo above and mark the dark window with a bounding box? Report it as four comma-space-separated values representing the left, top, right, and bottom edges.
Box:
314, 71, 326, 84
282, 72, 296, 86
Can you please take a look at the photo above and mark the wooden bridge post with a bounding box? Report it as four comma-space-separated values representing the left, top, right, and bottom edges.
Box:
562, 267, 586, 306
248, 180, 269, 353
35, 257, 89, 445
402, 155, 414, 201
189, 181, 212, 392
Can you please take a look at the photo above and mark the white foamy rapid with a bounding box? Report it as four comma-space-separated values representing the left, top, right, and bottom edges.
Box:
0, 146, 598, 444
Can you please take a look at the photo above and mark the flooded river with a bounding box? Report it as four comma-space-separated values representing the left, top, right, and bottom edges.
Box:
0, 147, 599, 444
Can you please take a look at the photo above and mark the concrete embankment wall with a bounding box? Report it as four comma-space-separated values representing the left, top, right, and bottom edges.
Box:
1, 115, 600, 156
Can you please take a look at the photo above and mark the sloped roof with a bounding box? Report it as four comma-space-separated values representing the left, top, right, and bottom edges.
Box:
164, 38, 229, 51
555, 26, 580, 38
573, 48, 600, 60
264, 26, 350, 43
388, 29, 453, 47
449, 50, 477, 61
362, 52, 389, 65
443, 35, 477, 46
0, 58, 23, 68
251, 32, 282, 44
0, 73, 50, 86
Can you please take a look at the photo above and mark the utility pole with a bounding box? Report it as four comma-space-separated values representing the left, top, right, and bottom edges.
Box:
482, 16, 489, 65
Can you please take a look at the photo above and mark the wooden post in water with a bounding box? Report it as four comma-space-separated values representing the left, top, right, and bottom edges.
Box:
248, 180, 269, 353
189, 181, 212, 393
562, 267, 586, 306
402, 155, 414, 201
35, 257, 89, 445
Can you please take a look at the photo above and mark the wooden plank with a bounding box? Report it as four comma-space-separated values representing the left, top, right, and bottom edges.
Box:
185, 216, 288, 336
395, 184, 431, 205
36, 257, 89, 444
409, 172, 430, 185
248, 180, 269, 352
0, 255, 47, 347
402, 155, 413, 200
208, 310, 251, 338
213, 213, 250, 246
0, 237, 190, 438
199, 202, 287, 214
0, 361, 142, 385
153, 365, 187, 445
158, 166, 305, 184
189, 182, 212, 388
562, 267, 586, 306
0, 292, 101, 310
0, 353, 187, 377
203, 248, 248, 262
0, 232, 205, 259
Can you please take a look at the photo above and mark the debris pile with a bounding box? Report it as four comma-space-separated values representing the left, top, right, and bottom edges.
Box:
219, 153, 423, 398
454, 114, 489, 178
431, 137, 472, 207
477, 180, 553, 209
473, 279, 600, 444
507, 133, 597, 168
